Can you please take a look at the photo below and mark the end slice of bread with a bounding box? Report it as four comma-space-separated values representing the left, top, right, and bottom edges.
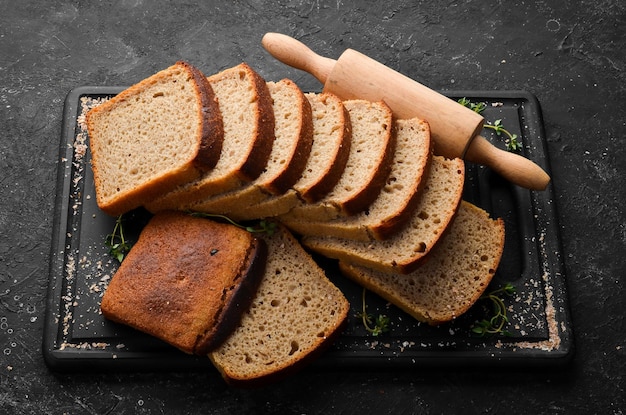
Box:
145, 63, 275, 212
301, 156, 465, 274
279, 99, 395, 222
100, 211, 267, 355
209, 224, 349, 387
282, 117, 432, 241
339, 201, 505, 325
86, 61, 224, 216
189, 79, 314, 215
222, 92, 352, 221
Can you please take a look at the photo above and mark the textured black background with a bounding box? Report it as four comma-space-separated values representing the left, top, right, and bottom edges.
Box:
1, 1, 624, 413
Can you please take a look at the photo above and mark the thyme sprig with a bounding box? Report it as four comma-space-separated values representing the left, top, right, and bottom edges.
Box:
189, 212, 277, 236
471, 283, 516, 336
458, 98, 521, 152
105, 214, 132, 263
357, 288, 390, 336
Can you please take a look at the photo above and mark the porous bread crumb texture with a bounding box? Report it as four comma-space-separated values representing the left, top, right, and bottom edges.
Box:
210, 226, 349, 382
144, 63, 275, 212
281, 99, 394, 222
294, 92, 350, 197
88, 65, 202, 202
340, 201, 505, 325
219, 92, 351, 220
302, 156, 464, 273
281, 117, 431, 240
183, 79, 311, 215
261, 80, 311, 190
324, 99, 392, 201
201, 66, 262, 179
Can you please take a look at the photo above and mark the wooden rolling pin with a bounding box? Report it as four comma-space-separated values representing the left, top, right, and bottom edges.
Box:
262, 32, 550, 190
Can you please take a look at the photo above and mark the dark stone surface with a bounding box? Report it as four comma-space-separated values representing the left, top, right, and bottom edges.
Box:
1, 1, 624, 413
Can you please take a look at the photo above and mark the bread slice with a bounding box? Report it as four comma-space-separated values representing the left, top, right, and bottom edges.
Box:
278, 99, 395, 222
86, 61, 224, 216
189, 79, 314, 215
209, 224, 349, 387
145, 63, 275, 212
282, 117, 432, 241
100, 211, 267, 355
224, 92, 352, 221
339, 201, 505, 325
301, 156, 465, 274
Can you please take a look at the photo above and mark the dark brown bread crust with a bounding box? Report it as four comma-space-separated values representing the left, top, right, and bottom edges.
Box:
265, 79, 315, 195
178, 61, 224, 170
236, 63, 276, 182
194, 237, 267, 355
300, 97, 353, 203
100, 211, 267, 355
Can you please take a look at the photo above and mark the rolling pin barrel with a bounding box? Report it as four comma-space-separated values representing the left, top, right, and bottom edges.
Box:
328, 48, 484, 158
262, 32, 550, 190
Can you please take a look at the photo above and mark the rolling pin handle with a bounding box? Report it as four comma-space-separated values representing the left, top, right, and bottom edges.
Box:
262, 32, 336, 84
465, 135, 551, 190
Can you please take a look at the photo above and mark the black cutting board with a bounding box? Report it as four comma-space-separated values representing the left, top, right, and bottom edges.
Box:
43, 87, 573, 371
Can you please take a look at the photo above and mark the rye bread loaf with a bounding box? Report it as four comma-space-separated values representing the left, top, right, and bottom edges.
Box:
145, 63, 275, 212
209, 224, 349, 387
100, 211, 267, 355
301, 156, 465, 274
86, 61, 224, 216
278, 100, 395, 222
281, 117, 432, 241
224, 92, 352, 221
189, 79, 314, 215
339, 201, 505, 325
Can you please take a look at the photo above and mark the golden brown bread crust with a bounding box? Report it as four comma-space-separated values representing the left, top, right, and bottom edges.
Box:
234, 63, 276, 182
179, 61, 224, 170
100, 211, 267, 355
265, 79, 315, 195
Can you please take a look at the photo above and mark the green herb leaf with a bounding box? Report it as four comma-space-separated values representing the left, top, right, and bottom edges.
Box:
105, 214, 132, 263
357, 288, 390, 336
471, 283, 516, 337
189, 212, 277, 236
458, 99, 522, 153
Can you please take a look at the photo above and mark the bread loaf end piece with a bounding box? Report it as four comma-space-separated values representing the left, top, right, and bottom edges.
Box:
100, 211, 266, 355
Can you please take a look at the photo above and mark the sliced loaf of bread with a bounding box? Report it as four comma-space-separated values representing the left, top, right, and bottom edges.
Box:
86, 61, 224, 216
339, 201, 505, 325
281, 117, 432, 241
278, 99, 396, 222
224, 92, 352, 221
189, 79, 314, 215
145, 63, 275, 212
301, 156, 465, 274
100, 211, 267, 355
209, 224, 349, 387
